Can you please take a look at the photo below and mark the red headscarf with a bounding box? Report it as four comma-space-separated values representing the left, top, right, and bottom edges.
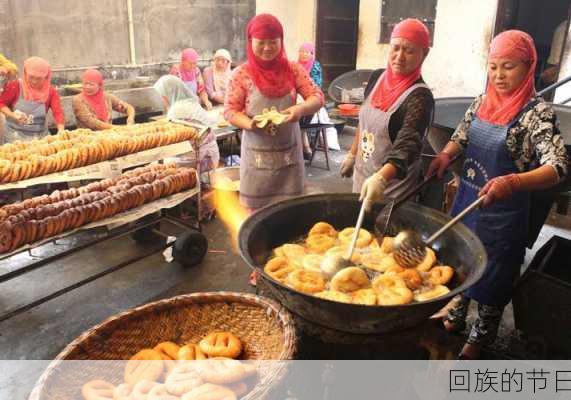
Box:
477, 30, 537, 126
178, 48, 199, 82
298, 42, 315, 73
246, 14, 295, 98
81, 69, 108, 122
22, 56, 51, 103
371, 18, 430, 111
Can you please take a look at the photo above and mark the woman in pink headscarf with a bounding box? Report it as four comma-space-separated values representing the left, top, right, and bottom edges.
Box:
297, 42, 341, 156
428, 30, 568, 359
0, 57, 65, 142
224, 14, 324, 210
170, 48, 212, 110
72, 69, 135, 130
341, 19, 434, 212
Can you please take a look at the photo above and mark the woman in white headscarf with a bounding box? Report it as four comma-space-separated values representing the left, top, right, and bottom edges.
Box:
203, 49, 232, 105
153, 75, 220, 170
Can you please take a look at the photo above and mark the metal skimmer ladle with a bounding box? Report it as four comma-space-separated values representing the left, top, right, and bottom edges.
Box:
320, 200, 367, 279
375, 152, 462, 239
393, 196, 485, 268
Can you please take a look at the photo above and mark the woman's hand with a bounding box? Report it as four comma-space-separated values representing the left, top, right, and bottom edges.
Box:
478, 174, 522, 207
203, 99, 213, 110
12, 111, 28, 125
126, 116, 135, 125
282, 105, 303, 124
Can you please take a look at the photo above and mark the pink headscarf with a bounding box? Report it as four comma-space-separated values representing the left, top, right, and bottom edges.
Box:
371, 19, 430, 111
477, 30, 537, 126
81, 69, 108, 122
22, 56, 52, 103
178, 48, 199, 82
246, 14, 295, 98
298, 42, 315, 73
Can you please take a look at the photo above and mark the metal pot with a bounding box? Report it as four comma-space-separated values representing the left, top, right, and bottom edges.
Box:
238, 193, 487, 334
210, 166, 240, 192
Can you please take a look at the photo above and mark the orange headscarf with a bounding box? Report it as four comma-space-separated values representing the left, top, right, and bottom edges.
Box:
371, 19, 430, 111
22, 56, 51, 103
81, 69, 108, 122
477, 30, 537, 126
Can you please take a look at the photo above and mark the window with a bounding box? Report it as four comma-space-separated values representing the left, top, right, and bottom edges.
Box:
379, 0, 438, 44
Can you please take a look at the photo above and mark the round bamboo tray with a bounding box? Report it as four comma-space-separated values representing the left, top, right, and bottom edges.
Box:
30, 291, 296, 400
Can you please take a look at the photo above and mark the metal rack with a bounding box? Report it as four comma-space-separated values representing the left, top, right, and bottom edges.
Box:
0, 129, 212, 323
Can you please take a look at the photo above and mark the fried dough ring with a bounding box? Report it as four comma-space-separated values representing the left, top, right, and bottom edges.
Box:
414, 284, 450, 302
360, 251, 393, 272
154, 341, 181, 360
181, 383, 236, 400
398, 268, 423, 290
264, 256, 296, 282
338, 227, 372, 248
81, 380, 115, 400
125, 349, 164, 386
416, 247, 437, 272
427, 266, 454, 285
308, 222, 337, 238
199, 332, 242, 359
330, 267, 370, 293
165, 363, 204, 396
302, 253, 324, 273
377, 286, 414, 306
351, 288, 378, 305
315, 290, 352, 303
325, 245, 361, 264
305, 233, 336, 253
178, 343, 209, 360
131, 380, 162, 400
286, 269, 325, 294
372, 274, 407, 293
194, 358, 246, 385
279, 243, 306, 267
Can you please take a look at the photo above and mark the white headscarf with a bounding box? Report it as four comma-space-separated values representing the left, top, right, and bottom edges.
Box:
153, 75, 216, 126
212, 49, 232, 93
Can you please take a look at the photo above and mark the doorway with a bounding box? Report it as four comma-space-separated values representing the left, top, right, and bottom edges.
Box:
315, 0, 360, 92
495, 0, 571, 97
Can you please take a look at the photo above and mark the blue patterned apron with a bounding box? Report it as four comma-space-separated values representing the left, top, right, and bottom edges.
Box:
451, 103, 535, 306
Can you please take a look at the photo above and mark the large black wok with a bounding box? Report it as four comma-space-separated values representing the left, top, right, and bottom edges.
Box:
239, 193, 487, 334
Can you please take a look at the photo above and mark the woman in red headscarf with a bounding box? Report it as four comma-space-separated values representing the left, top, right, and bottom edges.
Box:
170, 48, 212, 110
72, 69, 135, 130
224, 14, 324, 209
428, 30, 568, 359
0, 56, 65, 142
340, 19, 435, 212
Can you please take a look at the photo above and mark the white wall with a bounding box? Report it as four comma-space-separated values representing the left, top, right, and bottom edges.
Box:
255, 0, 317, 59
356, 0, 498, 98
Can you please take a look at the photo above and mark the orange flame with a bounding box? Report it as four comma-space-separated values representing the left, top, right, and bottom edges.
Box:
212, 189, 250, 250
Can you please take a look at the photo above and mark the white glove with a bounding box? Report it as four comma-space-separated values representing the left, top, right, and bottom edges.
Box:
359, 173, 388, 212
340, 153, 356, 178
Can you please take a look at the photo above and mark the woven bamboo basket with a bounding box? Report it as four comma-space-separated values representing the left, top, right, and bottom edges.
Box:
30, 291, 297, 400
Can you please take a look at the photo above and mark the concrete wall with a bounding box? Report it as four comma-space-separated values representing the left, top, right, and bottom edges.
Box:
357, 0, 498, 98
0, 0, 255, 81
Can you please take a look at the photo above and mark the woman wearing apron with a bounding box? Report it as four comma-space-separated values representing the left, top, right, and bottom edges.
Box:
428, 31, 568, 359
0, 57, 65, 143
170, 48, 212, 110
339, 19, 434, 211
224, 13, 324, 210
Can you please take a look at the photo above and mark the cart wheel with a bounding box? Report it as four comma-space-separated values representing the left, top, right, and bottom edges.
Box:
172, 230, 208, 267
130, 224, 165, 245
